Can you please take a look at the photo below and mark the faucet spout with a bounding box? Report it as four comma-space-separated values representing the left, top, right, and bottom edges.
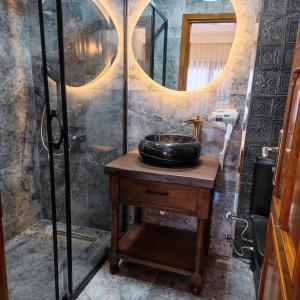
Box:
182, 119, 195, 125
182, 115, 203, 140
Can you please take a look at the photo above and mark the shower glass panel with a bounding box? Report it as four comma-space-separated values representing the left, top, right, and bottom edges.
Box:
132, 1, 167, 86
153, 9, 167, 86
132, 4, 153, 76
1, 0, 125, 298
61, 0, 121, 291
2, 0, 62, 299
39, 0, 125, 298
40, 0, 69, 298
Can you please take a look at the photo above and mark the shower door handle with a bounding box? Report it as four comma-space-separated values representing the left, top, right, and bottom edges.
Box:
50, 109, 64, 151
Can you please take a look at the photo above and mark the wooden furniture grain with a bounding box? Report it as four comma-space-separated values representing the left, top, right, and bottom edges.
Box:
105, 150, 219, 294
178, 13, 236, 91
259, 24, 300, 300
0, 195, 9, 300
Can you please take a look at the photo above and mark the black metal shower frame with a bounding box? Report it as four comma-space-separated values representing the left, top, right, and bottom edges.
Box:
37, 0, 128, 299
150, 0, 168, 86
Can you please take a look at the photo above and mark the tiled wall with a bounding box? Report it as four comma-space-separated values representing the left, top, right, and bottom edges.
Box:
128, 0, 261, 257
0, 0, 125, 240
0, 1, 42, 240
237, 0, 300, 252
2, 0, 290, 261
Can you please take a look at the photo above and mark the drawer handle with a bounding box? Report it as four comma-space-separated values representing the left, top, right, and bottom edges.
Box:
145, 189, 169, 196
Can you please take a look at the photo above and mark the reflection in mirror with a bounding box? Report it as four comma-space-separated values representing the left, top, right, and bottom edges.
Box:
133, 2, 168, 86
43, 0, 118, 87
132, 1, 236, 91
181, 19, 236, 91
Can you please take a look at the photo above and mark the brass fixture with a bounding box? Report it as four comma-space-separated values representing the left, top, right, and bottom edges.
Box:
183, 115, 203, 140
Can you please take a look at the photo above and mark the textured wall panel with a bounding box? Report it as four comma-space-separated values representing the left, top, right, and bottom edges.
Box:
237, 0, 300, 256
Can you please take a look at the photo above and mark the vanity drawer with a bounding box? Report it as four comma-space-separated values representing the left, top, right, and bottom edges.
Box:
119, 178, 198, 212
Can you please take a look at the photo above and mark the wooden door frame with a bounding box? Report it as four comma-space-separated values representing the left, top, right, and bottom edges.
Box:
259, 24, 300, 300
178, 13, 236, 91
279, 60, 300, 285
0, 195, 9, 300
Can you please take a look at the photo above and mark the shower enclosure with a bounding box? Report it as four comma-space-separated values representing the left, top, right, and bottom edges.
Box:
1, 0, 127, 299
132, 0, 168, 86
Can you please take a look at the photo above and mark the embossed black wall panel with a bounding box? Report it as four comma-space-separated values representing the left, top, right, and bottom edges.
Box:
235, 0, 300, 255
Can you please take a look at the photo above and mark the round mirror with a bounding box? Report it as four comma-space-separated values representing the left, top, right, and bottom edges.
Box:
132, 0, 236, 91
43, 0, 118, 87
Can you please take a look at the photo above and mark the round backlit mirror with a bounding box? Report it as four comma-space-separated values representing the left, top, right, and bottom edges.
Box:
132, 0, 236, 91
43, 0, 118, 87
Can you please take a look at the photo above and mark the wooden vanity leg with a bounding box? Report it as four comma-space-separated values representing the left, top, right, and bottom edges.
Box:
109, 203, 119, 274
109, 175, 120, 274
191, 218, 205, 295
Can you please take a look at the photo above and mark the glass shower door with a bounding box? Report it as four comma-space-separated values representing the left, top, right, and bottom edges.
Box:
39, 0, 126, 298
38, 0, 69, 298
62, 0, 122, 292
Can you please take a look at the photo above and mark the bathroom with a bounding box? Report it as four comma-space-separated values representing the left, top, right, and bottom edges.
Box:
0, 0, 300, 299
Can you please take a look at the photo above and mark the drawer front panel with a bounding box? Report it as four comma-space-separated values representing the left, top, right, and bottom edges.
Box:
120, 178, 198, 212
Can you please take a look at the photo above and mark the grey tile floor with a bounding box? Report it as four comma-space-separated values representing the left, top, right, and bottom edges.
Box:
5, 220, 110, 300
5, 220, 256, 300
78, 257, 256, 300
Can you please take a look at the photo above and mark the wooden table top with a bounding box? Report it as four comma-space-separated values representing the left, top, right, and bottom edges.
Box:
105, 150, 219, 189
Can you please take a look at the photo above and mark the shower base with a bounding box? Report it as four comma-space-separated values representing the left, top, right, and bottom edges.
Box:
5, 220, 110, 300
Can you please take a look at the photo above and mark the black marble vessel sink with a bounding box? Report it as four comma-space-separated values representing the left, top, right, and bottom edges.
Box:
139, 134, 201, 167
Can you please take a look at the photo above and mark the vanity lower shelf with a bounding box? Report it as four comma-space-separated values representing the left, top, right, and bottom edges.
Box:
118, 223, 196, 276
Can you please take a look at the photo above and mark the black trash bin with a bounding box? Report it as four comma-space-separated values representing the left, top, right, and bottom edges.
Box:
250, 157, 275, 296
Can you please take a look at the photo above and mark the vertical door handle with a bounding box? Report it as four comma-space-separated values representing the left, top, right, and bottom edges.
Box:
50, 110, 64, 150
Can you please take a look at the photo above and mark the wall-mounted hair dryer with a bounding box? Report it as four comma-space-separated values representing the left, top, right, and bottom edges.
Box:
210, 109, 239, 171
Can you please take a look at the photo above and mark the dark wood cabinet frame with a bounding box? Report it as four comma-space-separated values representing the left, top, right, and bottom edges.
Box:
178, 13, 236, 91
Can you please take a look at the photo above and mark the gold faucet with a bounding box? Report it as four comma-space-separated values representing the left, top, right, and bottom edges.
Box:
183, 115, 203, 140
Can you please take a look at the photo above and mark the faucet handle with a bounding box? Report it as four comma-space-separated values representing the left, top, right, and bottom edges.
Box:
193, 115, 203, 124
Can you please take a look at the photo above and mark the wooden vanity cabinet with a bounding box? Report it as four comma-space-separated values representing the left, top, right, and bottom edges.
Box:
259, 25, 300, 300
105, 151, 219, 294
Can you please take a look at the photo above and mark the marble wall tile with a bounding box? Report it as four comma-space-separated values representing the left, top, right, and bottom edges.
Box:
128, 0, 261, 257
0, 1, 42, 240
0, 0, 269, 263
